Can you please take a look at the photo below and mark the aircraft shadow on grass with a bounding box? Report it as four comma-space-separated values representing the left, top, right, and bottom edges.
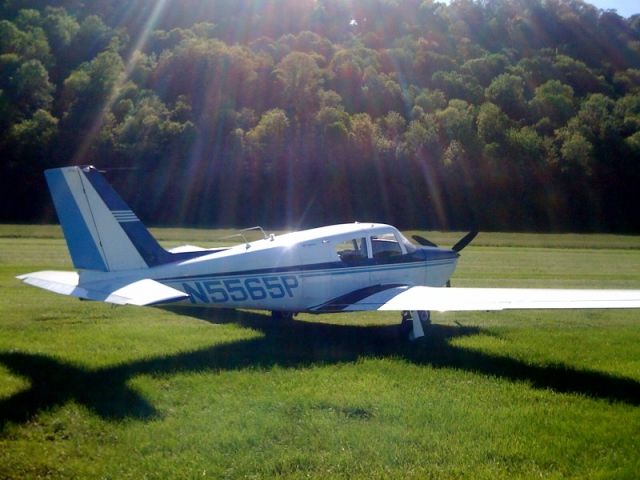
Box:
1, 308, 639, 430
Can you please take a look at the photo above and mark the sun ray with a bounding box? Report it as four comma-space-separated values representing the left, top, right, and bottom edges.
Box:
69, 0, 171, 167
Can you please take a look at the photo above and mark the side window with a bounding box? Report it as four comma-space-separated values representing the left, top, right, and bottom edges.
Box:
335, 237, 368, 262
371, 233, 403, 259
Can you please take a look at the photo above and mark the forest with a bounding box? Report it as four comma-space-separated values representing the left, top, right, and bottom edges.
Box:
1, 0, 639, 231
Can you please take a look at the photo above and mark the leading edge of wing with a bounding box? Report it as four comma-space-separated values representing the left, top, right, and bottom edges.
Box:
338, 286, 640, 312
17, 271, 188, 306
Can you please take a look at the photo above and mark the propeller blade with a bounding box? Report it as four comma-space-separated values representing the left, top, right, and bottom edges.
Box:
451, 230, 478, 252
412, 235, 438, 247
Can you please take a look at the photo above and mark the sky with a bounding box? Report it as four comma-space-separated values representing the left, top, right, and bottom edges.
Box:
587, 0, 638, 18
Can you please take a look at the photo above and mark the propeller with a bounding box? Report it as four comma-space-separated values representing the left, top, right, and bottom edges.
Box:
411, 235, 438, 247
412, 230, 478, 252
451, 230, 478, 252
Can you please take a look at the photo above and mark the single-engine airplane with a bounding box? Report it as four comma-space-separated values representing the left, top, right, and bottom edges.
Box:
18, 166, 640, 340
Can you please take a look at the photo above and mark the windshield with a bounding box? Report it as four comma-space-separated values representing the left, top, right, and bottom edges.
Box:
370, 231, 417, 258
398, 232, 417, 253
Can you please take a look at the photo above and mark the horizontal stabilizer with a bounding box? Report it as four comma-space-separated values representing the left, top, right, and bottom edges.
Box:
335, 285, 640, 312
17, 270, 80, 296
17, 271, 188, 306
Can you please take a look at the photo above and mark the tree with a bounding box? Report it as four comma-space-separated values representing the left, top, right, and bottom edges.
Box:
558, 131, 594, 174
566, 93, 617, 144
361, 66, 403, 116
6, 108, 57, 160
0, 19, 52, 65
554, 54, 607, 97
152, 38, 259, 117
69, 14, 113, 64
613, 69, 640, 95
485, 73, 526, 120
12, 59, 54, 115
328, 47, 377, 110
436, 99, 476, 146
442, 139, 466, 168
315, 105, 350, 142
113, 95, 195, 161
477, 102, 511, 144
414, 48, 457, 83
413, 89, 447, 113
378, 111, 406, 142
624, 131, 640, 154
349, 112, 376, 155
61, 49, 124, 116
614, 94, 640, 135
505, 126, 547, 168
275, 51, 322, 121
432, 70, 483, 103
461, 53, 509, 86
42, 7, 79, 54
245, 108, 290, 159
402, 117, 438, 157
529, 80, 575, 129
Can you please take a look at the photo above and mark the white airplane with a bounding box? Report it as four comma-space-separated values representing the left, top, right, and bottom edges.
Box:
18, 166, 640, 340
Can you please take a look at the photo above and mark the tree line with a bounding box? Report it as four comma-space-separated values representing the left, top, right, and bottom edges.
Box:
1, 0, 640, 231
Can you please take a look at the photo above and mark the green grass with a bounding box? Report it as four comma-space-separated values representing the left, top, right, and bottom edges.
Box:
1, 225, 640, 479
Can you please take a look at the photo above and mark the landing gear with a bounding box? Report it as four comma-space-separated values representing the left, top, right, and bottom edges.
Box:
400, 310, 431, 341
271, 311, 295, 321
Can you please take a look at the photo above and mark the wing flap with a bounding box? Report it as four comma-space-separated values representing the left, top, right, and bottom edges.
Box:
17, 271, 188, 306
338, 286, 640, 312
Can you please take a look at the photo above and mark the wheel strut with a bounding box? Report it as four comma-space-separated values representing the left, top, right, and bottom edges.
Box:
401, 310, 430, 341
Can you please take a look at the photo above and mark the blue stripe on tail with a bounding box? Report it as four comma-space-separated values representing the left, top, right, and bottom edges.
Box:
45, 169, 108, 271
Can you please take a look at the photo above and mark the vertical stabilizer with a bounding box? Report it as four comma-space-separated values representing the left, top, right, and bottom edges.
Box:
45, 166, 172, 271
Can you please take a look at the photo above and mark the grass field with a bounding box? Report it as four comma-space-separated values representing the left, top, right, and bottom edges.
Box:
1, 225, 640, 479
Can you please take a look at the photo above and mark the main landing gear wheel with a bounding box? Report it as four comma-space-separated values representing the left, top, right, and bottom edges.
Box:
400, 310, 431, 341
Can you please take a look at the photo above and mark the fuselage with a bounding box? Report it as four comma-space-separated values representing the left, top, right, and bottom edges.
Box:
94, 223, 458, 313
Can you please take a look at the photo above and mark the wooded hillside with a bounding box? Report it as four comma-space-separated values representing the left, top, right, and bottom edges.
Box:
1, 0, 639, 231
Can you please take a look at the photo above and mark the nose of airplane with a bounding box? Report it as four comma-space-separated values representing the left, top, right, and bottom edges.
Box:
417, 246, 459, 261
416, 246, 459, 287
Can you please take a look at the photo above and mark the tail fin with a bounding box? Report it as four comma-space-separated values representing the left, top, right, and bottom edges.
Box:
45, 166, 174, 271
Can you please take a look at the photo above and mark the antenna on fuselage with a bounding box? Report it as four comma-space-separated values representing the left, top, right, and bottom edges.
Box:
222, 226, 272, 249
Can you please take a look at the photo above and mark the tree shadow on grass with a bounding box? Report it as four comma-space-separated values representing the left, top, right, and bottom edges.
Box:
1, 308, 639, 431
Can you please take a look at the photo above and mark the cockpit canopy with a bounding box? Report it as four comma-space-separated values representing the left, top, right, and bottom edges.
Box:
333, 227, 416, 263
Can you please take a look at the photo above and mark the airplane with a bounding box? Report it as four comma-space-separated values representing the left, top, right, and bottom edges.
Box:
17, 165, 640, 340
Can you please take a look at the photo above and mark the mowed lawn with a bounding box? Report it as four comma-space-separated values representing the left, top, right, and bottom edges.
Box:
1, 225, 640, 479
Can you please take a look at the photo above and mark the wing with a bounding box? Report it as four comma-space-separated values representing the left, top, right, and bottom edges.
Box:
317, 285, 640, 312
17, 271, 188, 306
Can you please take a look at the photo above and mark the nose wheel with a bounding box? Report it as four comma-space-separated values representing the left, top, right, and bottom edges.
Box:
401, 310, 431, 341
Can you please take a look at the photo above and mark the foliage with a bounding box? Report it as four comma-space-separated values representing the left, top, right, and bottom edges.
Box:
0, 0, 640, 231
